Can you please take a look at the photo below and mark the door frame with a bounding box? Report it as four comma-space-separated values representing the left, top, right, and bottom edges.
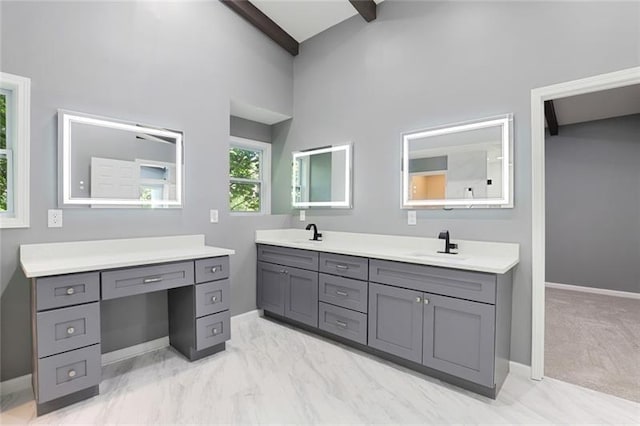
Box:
529, 66, 640, 380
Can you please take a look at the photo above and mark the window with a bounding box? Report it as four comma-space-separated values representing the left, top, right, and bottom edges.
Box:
0, 72, 30, 228
229, 136, 271, 214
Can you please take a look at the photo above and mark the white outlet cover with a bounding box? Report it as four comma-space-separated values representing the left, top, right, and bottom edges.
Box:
48, 209, 63, 228
407, 210, 417, 226
209, 209, 219, 223
299, 210, 306, 221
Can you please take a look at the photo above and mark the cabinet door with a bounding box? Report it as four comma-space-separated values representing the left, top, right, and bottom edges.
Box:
284, 266, 318, 327
257, 261, 285, 315
422, 293, 495, 387
368, 282, 423, 363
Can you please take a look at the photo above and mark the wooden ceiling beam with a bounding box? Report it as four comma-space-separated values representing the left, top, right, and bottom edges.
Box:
220, 0, 299, 56
544, 100, 559, 136
349, 0, 377, 22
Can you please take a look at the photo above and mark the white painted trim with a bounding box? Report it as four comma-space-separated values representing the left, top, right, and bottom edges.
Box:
530, 66, 640, 381
546, 282, 640, 300
0, 310, 262, 397
0, 72, 30, 228
102, 336, 170, 366
229, 136, 272, 215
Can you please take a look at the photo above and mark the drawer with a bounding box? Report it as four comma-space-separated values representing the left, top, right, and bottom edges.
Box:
35, 272, 100, 311
196, 311, 230, 351
257, 245, 318, 271
195, 257, 230, 284
369, 259, 496, 304
195, 279, 230, 318
36, 344, 101, 403
102, 261, 194, 300
318, 273, 368, 313
36, 302, 100, 358
318, 302, 367, 345
319, 253, 368, 281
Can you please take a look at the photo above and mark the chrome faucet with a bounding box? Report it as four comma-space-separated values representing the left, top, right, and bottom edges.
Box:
437, 230, 458, 254
305, 223, 322, 241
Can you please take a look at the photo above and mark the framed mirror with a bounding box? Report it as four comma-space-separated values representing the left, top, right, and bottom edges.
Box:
58, 110, 183, 208
402, 114, 513, 209
292, 143, 352, 208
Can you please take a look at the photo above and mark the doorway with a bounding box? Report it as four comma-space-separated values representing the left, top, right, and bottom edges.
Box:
530, 66, 640, 382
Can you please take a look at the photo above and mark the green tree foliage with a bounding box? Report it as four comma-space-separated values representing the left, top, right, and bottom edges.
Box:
229, 147, 261, 212
0, 94, 7, 211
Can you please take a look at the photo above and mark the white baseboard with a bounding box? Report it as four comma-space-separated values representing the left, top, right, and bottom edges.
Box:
546, 282, 640, 300
0, 309, 263, 397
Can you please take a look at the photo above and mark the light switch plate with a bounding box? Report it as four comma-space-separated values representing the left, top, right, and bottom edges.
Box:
299, 210, 306, 221
48, 209, 63, 228
209, 209, 219, 223
407, 210, 417, 226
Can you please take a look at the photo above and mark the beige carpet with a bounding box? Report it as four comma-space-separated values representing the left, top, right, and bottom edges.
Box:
545, 287, 640, 402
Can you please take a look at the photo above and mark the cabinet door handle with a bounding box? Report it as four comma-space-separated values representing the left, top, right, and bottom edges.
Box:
424, 298, 430, 305
211, 296, 218, 303
335, 290, 348, 297
212, 327, 219, 335
415, 296, 422, 303
143, 277, 163, 284
211, 267, 218, 273
66, 287, 75, 295
335, 264, 349, 270
335, 320, 348, 328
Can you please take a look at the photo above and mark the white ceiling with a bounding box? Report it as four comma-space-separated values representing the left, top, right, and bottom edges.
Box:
553, 84, 640, 126
252, 0, 384, 42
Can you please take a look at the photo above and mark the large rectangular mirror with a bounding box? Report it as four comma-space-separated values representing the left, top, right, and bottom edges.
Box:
402, 114, 513, 208
292, 143, 352, 208
58, 110, 183, 207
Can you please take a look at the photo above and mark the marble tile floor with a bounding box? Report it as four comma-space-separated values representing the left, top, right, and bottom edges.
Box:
1, 313, 639, 424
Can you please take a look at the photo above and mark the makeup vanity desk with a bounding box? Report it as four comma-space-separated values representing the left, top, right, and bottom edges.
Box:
20, 235, 234, 416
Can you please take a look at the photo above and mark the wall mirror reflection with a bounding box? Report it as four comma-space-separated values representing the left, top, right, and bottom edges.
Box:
58, 110, 183, 208
402, 114, 513, 208
292, 143, 352, 208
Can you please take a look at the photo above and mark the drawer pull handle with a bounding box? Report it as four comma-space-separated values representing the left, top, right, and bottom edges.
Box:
66, 327, 75, 335
335, 290, 349, 297
335, 264, 349, 270
211, 296, 218, 303
335, 320, 348, 328
211, 267, 218, 273
66, 287, 75, 295
68, 369, 77, 378
143, 277, 163, 284
280, 269, 288, 274
424, 298, 430, 305
416, 296, 422, 303
212, 327, 219, 335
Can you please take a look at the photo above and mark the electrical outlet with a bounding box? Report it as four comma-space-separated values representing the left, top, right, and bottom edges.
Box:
48, 209, 63, 228
407, 210, 417, 226
299, 210, 306, 221
209, 209, 219, 223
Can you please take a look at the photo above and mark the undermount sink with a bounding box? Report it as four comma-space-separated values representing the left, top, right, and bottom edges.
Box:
407, 252, 469, 261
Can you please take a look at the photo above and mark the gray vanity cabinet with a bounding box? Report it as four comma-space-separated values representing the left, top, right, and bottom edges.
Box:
422, 294, 495, 387
368, 282, 424, 363
257, 260, 318, 327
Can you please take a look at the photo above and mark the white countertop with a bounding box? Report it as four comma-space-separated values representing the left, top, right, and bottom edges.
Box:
20, 235, 235, 278
255, 229, 519, 274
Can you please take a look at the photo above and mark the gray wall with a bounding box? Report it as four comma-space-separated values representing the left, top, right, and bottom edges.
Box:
274, 1, 640, 365
230, 116, 272, 143
546, 114, 640, 293
0, 1, 293, 381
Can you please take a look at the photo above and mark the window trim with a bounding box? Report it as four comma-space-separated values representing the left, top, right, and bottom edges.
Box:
0, 72, 30, 229
229, 135, 271, 215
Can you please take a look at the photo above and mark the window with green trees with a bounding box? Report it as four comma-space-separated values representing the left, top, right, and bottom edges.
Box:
229, 138, 271, 214
0, 92, 8, 212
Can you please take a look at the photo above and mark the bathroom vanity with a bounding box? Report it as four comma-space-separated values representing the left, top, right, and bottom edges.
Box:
20, 235, 234, 415
255, 229, 519, 398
